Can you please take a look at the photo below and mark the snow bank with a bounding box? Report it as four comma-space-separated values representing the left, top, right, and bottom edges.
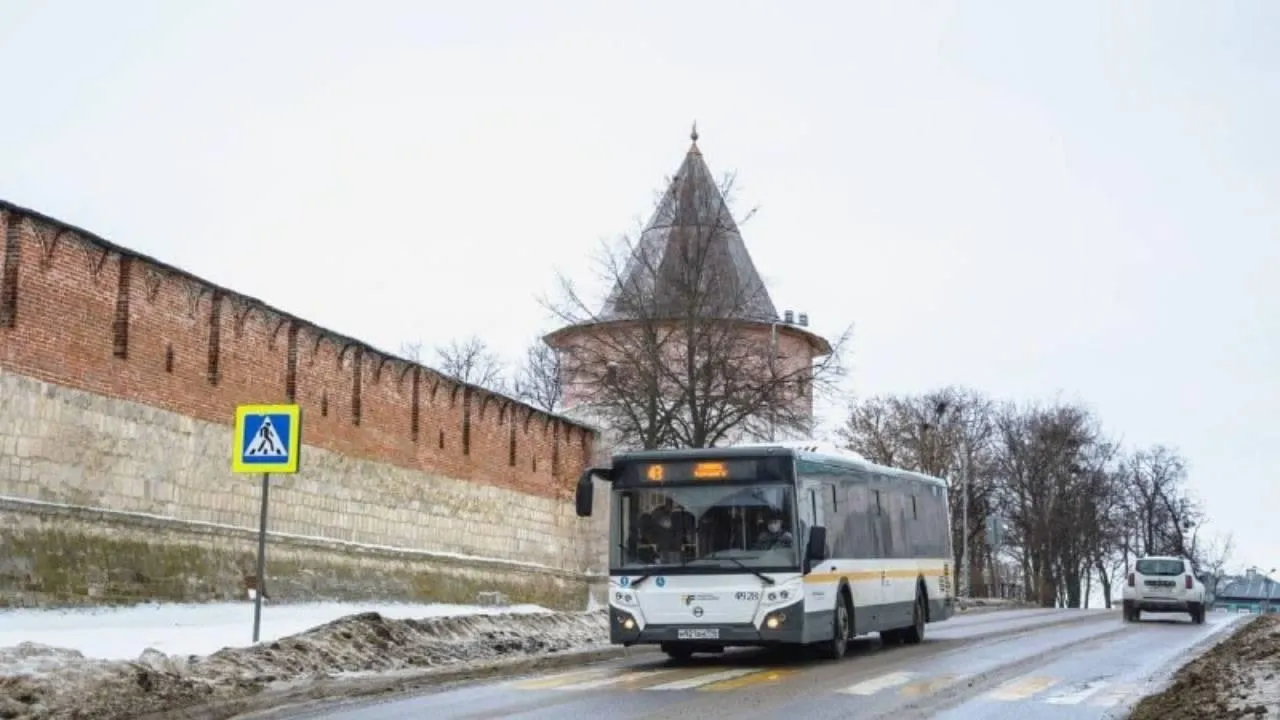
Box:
0, 609, 610, 720
0, 601, 550, 663
1129, 613, 1277, 719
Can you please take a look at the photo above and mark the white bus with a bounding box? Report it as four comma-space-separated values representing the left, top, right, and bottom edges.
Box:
574, 441, 957, 661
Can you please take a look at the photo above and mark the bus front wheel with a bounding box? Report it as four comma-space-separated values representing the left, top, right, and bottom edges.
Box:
818, 592, 852, 660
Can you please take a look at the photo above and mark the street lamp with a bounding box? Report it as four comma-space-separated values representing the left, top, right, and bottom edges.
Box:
1265, 567, 1276, 614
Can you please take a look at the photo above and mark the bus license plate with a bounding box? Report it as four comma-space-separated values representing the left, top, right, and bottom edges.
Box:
677, 628, 720, 640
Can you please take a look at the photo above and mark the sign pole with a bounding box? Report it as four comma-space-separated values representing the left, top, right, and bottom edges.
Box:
232, 403, 300, 647
252, 471, 270, 643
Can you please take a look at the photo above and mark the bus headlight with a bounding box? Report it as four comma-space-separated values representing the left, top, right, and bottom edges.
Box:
612, 590, 638, 607
612, 608, 638, 631
763, 610, 788, 629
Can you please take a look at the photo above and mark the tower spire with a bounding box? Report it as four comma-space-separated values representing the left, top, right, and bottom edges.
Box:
690, 121, 699, 144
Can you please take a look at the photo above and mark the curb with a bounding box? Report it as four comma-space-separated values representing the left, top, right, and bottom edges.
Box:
143, 644, 660, 720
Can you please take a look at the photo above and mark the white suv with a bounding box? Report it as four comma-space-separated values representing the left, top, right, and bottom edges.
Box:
1122, 555, 1206, 624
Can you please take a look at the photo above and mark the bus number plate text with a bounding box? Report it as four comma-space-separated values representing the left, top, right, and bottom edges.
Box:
677, 628, 720, 640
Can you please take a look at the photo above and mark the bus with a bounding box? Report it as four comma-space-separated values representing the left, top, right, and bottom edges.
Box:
574, 441, 957, 661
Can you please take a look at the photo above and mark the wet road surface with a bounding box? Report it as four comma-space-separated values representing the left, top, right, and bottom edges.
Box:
279, 607, 1245, 720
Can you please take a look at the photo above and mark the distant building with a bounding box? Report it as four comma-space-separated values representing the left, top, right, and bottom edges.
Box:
545, 127, 832, 450
1215, 567, 1280, 613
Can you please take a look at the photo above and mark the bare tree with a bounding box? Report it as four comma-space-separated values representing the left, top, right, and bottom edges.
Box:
433, 335, 508, 391
840, 387, 998, 595
1124, 445, 1200, 558
513, 340, 564, 413
1190, 532, 1234, 601
544, 166, 850, 449
399, 341, 424, 363
840, 385, 1210, 609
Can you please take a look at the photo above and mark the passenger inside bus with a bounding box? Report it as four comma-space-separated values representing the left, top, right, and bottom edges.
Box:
638, 498, 696, 563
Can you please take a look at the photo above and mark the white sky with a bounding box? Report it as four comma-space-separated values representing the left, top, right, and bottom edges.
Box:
3, 1, 1277, 573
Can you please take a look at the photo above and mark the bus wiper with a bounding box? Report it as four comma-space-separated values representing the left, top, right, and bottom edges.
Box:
629, 574, 654, 588
724, 557, 776, 585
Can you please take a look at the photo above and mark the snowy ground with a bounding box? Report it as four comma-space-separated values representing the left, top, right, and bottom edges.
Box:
0, 596, 1034, 719
1129, 613, 1280, 718
0, 600, 550, 664
0, 600, 597, 720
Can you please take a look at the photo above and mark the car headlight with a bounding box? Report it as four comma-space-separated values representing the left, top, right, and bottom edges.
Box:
612, 590, 638, 607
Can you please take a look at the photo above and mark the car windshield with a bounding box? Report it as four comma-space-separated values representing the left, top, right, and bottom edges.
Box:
610, 484, 800, 570
1137, 559, 1185, 576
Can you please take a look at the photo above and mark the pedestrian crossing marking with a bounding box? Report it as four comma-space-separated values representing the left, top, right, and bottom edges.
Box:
1088, 682, 1144, 708
506, 666, 1150, 707
512, 668, 619, 690
839, 670, 917, 695
1044, 679, 1109, 705
698, 669, 797, 691
899, 673, 965, 697
986, 675, 1058, 701
646, 668, 759, 690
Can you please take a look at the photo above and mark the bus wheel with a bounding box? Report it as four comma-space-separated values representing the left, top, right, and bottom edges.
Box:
661, 643, 695, 662
901, 590, 926, 645
819, 594, 851, 660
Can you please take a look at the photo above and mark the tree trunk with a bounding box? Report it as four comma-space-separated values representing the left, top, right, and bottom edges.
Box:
1095, 560, 1113, 609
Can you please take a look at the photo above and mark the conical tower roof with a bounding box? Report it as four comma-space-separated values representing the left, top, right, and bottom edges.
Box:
598, 126, 779, 323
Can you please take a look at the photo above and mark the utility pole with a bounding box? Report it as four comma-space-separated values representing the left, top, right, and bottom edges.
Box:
960, 451, 970, 599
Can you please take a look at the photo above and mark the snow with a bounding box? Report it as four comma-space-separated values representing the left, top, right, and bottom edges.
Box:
0, 600, 551, 666
0, 603, 609, 720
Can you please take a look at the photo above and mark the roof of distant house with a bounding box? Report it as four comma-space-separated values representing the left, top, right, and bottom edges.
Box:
1219, 571, 1280, 600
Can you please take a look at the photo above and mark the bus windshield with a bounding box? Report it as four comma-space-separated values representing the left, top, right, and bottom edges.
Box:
610, 484, 800, 571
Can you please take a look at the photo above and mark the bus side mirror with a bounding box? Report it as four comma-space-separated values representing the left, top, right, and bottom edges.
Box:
806, 526, 828, 564
575, 470, 595, 518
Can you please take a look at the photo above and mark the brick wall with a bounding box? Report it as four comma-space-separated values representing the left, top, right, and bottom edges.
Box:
0, 200, 602, 608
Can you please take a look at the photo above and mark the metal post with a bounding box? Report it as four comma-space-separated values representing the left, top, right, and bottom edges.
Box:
960, 456, 970, 598
252, 472, 270, 643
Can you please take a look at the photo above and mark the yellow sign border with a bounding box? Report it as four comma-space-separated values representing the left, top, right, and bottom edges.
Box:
231, 404, 301, 474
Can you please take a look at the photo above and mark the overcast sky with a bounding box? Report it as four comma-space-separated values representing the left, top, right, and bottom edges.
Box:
3, 0, 1277, 574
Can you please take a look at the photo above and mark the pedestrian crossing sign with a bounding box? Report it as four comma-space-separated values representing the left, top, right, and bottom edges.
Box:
231, 404, 301, 474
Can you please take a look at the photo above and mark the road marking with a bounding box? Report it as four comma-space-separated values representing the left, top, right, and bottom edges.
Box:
645, 668, 759, 690
1088, 682, 1144, 707
512, 668, 618, 690
899, 673, 965, 697
1043, 679, 1110, 705
838, 671, 917, 695
554, 670, 672, 691
698, 669, 797, 691
986, 675, 1059, 701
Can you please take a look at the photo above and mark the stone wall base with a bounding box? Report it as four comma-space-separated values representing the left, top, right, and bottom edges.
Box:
0, 499, 591, 611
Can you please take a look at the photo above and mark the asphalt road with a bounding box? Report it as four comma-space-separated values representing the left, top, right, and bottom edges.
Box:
282, 607, 1246, 720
